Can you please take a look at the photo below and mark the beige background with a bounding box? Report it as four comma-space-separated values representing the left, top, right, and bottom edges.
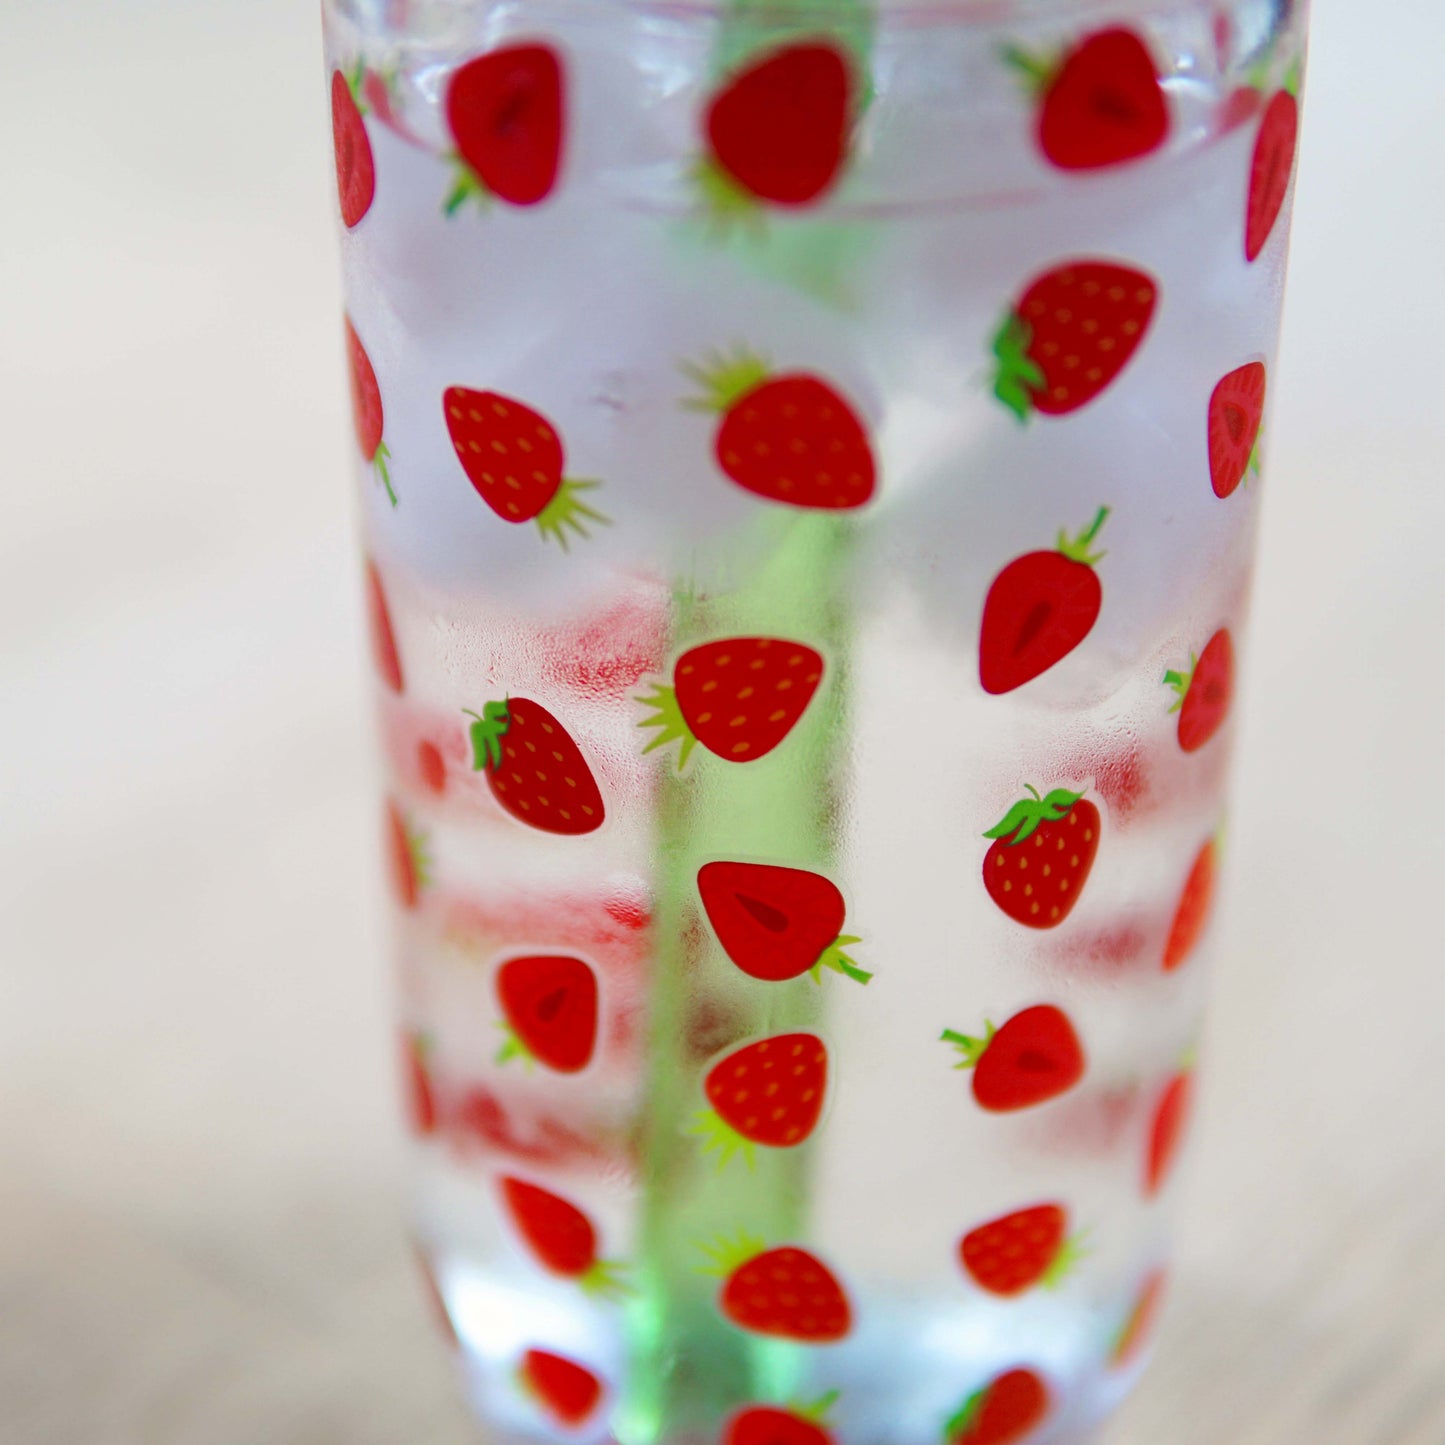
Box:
2, 0, 1442, 1440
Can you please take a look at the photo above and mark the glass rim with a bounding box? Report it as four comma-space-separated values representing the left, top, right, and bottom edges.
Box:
331, 0, 1257, 33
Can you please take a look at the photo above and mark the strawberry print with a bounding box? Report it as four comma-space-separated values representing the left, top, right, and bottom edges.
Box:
726, 1395, 839, 1445
1208, 362, 1266, 498
466, 696, 605, 834
364, 559, 404, 693
983, 787, 1100, 929
1246, 89, 1300, 262
518, 1348, 603, 1427
443, 388, 607, 548
402, 1032, 439, 1136
702, 1235, 852, 1342
682, 348, 875, 510
1112, 1270, 1168, 1367
445, 44, 565, 211
495, 954, 598, 1074
331, 70, 375, 227
979, 508, 1109, 694
345, 318, 395, 505
942, 1005, 1085, 1112
637, 638, 824, 770
361, 69, 428, 149
698, 861, 870, 985
992, 261, 1158, 421
386, 800, 430, 909
944, 1368, 1049, 1445
417, 740, 448, 795
959, 1204, 1081, 1297
499, 1177, 629, 1296
1164, 628, 1234, 752
1163, 839, 1217, 971
699, 42, 853, 215
1006, 27, 1169, 172
694, 1032, 828, 1165
1217, 84, 1265, 137
1145, 1068, 1193, 1196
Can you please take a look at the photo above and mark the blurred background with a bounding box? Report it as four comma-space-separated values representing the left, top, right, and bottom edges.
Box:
1, 0, 1442, 1440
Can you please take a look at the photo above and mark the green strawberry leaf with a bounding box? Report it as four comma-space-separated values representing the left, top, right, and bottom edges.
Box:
465, 700, 512, 772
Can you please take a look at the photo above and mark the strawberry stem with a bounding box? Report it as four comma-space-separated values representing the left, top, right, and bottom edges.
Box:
812, 934, 871, 985
442, 163, 490, 218
1162, 655, 1196, 714
1041, 1230, 1089, 1290
944, 1385, 988, 1441
373, 441, 397, 507
679, 346, 773, 414
999, 42, 1053, 93
535, 478, 611, 552
795, 1389, 841, 1422
691, 156, 767, 240
635, 681, 699, 772
406, 818, 434, 891
494, 1022, 535, 1070
990, 312, 1044, 423
693, 1229, 767, 1279
983, 786, 1085, 846
464, 699, 512, 771
1056, 506, 1109, 565
581, 1258, 636, 1300
688, 1109, 757, 1171
941, 1022, 996, 1069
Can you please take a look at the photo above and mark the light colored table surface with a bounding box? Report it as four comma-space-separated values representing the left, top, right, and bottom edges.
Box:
2, 1, 1443, 1441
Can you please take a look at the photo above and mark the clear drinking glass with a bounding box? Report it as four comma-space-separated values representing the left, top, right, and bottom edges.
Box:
322, 0, 1307, 1440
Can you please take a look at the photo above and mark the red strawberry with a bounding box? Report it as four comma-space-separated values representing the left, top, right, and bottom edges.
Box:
1164, 628, 1234, 753
1145, 1069, 1193, 1196
945, 1368, 1049, 1445
1007, 27, 1169, 172
694, 1032, 828, 1164
345, 318, 395, 505
959, 1204, 1080, 1297
402, 1033, 439, 1136
499, 1177, 629, 1296
942, 1005, 1085, 1113
1245, 89, 1299, 263
1111, 1270, 1167, 1367
982, 787, 1100, 929
682, 348, 875, 510
331, 70, 375, 227
637, 638, 824, 770
1217, 84, 1264, 137
697, 861, 870, 986
495, 954, 598, 1074
443, 388, 607, 548
519, 1348, 603, 1427
364, 559, 404, 694
417, 739, 447, 795
385, 800, 429, 909
445, 45, 564, 211
1163, 839, 1217, 971
1208, 362, 1266, 498
991, 261, 1157, 421
979, 508, 1109, 694
703, 1236, 852, 1342
466, 696, 605, 835
726, 1397, 838, 1445
700, 42, 852, 213
361, 69, 428, 149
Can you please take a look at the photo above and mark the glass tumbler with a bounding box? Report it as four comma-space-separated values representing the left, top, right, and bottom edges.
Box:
321, 0, 1307, 1440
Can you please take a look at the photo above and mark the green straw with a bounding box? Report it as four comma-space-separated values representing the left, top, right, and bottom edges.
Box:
621, 10, 875, 1439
